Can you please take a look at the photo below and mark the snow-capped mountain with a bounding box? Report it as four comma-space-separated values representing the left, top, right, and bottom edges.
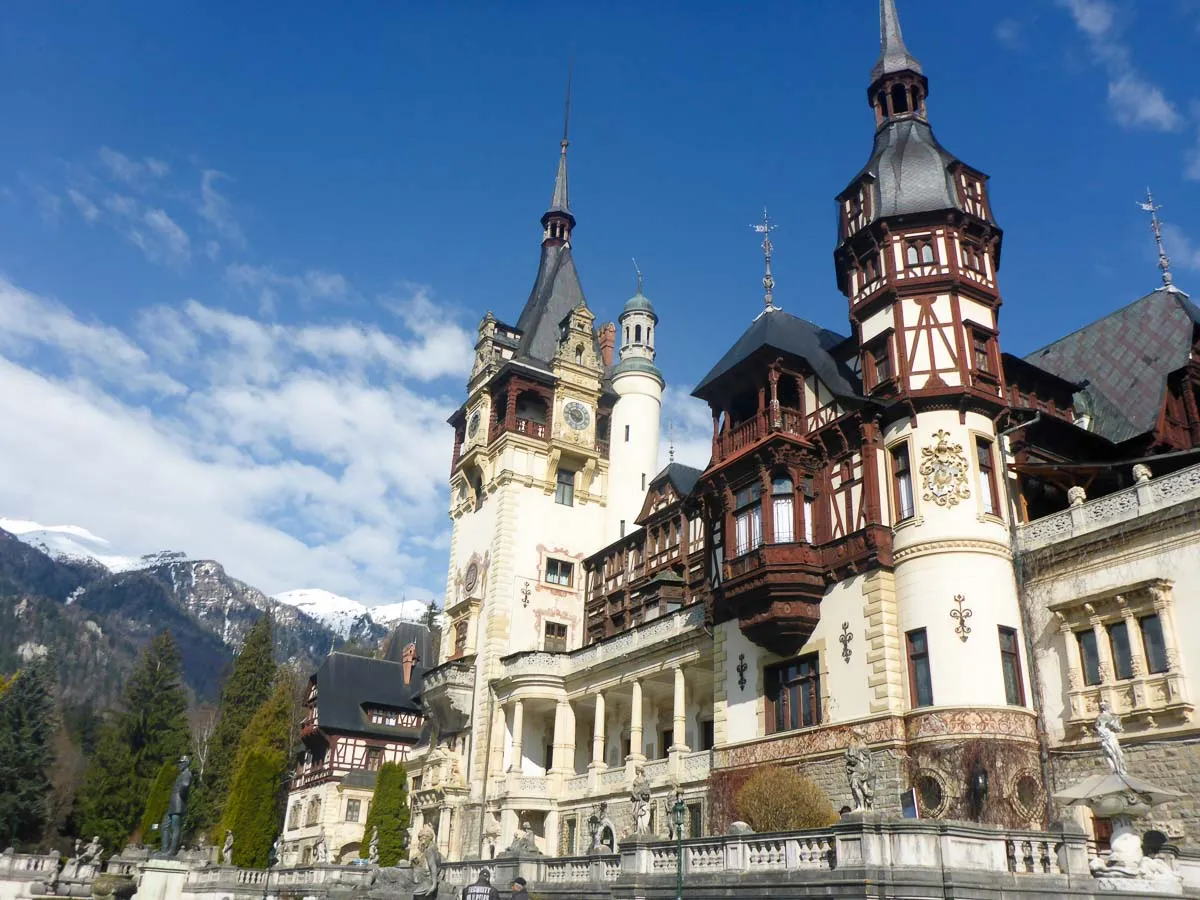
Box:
273, 589, 428, 637
0, 517, 146, 573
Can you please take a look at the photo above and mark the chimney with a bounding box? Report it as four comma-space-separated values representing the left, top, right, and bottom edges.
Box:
597, 322, 616, 367
401, 643, 418, 685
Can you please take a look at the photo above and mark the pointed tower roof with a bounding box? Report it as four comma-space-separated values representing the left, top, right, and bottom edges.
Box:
871, 0, 923, 84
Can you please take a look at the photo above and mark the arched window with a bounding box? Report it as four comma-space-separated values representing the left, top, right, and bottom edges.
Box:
575, 344, 584, 365
635, 324, 642, 343
920, 243, 935, 264
890, 83, 909, 114
906, 243, 920, 266
647, 326, 652, 344
625, 326, 630, 343
771, 475, 795, 543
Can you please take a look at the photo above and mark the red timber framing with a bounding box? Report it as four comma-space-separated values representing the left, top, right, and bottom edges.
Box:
695, 350, 892, 656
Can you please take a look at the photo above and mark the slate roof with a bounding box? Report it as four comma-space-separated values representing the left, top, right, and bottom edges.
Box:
512, 243, 589, 368
851, 119, 971, 226
311, 651, 424, 738
1024, 288, 1200, 444
871, 0, 923, 83
650, 462, 703, 499
382, 620, 434, 672
692, 309, 862, 401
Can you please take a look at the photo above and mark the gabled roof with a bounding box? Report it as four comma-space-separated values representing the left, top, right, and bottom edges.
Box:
692, 309, 861, 401
1024, 288, 1200, 444
652, 462, 702, 499
311, 651, 424, 738
513, 243, 589, 368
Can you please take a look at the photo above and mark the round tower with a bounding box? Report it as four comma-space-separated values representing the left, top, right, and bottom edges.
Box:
605, 285, 664, 542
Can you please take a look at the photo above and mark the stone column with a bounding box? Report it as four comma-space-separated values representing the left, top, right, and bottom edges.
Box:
508, 699, 524, 774
628, 680, 644, 762
1117, 599, 1148, 710
672, 667, 689, 752
551, 699, 575, 775
591, 692, 606, 769
1151, 587, 1181, 671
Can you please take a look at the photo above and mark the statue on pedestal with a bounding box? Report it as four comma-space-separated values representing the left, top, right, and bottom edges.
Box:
502, 821, 540, 856
844, 731, 876, 811
1094, 701, 1128, 777
630, 767, 652, 835
221, 830, 233, 865
368, 826, 379, 865
157, 755, 193, 858
410, 824, 442, 900
313, 830, 328, 864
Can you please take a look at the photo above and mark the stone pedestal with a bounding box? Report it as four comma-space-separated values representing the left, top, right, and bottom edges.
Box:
133, 860, 187, 900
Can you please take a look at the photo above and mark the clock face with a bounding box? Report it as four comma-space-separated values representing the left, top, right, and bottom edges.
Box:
464, 563, 479, 593
467, 411, 481, 438
563, 400, 590, 431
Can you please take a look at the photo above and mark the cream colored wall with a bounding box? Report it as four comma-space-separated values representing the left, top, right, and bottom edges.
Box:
719, 574, 874, 745
1024, 509, 1200, 744
884, 410, 1028, 710
605, 370, 662, 543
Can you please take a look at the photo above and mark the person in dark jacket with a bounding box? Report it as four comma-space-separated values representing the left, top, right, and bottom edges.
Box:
460, 868, 500, 900
510, 876, 531, 900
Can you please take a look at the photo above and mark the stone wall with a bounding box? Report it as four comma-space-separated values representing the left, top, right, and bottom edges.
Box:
1050, 737, 1200, 847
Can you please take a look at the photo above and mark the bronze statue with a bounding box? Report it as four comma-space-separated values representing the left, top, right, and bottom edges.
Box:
158, 755, 193, 858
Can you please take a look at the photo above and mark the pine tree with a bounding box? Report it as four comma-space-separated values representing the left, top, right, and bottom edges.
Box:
0, 657, 57, 847
359, 762, 409, 866
77, 631, 191, 850
139, 760, 178, 841
221, 669, 295, 868
191, 613, 275, 835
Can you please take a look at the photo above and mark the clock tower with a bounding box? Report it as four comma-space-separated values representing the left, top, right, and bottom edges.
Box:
431, 117, 617, 859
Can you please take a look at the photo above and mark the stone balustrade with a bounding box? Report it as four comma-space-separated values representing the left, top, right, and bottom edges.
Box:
1017, 462, 1200, 552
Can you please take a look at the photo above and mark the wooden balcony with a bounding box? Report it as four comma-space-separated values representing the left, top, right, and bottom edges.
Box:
719, 542, 825, 655
714, 408, 811, 463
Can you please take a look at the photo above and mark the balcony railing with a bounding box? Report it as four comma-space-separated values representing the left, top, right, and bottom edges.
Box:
515, 417, 547, 438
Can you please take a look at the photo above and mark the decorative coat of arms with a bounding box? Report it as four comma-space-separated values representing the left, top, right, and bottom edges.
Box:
919, 429, 971, 507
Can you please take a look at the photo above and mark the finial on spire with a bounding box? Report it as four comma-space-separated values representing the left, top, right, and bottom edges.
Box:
633, 258, 643, 295
1138, 188, 1176, 291
668, 422, 675, 464
547, 57, 573, 217
562, 53, 573, 147
750, 207, 779, 312
871, 0, 923, 84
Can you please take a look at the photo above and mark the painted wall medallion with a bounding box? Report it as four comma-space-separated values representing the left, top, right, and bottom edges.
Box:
464, 562, 479, 594
919, 429, 971, 507
467, 410, 481, 439
563, 400, 591, 431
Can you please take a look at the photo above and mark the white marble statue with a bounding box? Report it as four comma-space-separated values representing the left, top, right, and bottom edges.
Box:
221, 830, 234, 865
631, 767, 652, 835
1094, 702, 1128, 777
368, 826, 379, 865
845, 731, 876, 810
313, 830, 329, 864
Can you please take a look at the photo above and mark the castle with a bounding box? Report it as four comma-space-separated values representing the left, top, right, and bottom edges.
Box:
289, 0, 1200, 864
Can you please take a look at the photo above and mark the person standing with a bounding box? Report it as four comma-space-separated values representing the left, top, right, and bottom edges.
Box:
460, 868, 499, 900
510, 876, 531, 900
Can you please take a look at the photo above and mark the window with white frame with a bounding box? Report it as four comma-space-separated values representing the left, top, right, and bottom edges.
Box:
733, 481, 763, 556
771, 475, 794, 543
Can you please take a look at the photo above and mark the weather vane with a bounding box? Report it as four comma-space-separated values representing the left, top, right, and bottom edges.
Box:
668, 422, 675, 463
633, 257, 643, 295
1137, 188, 1175, 291
750, 207, 778, 311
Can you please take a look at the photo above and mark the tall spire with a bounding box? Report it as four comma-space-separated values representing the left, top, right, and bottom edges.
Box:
541, 59, 576, 246
750, 208, 779, 314
871, 0, 923, 84
1138, 188, 1177, 292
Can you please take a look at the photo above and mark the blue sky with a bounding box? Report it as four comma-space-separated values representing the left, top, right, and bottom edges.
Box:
1, 0, 1198, 606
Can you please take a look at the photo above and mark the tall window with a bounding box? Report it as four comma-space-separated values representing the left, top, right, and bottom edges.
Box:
976, 437, 999, 516
972, 332, 992, 373
905, 238, 936, 266
566, 817, 578, 855
998, 627, 1025, 706
765, 654, 821, 733
733, 482, 763, 556
625, 424, 630, 442
544, 621, 568, 652
545, 558, 574, 587
1140, 614, 1168, 674
345, 799, 362, 823
906, 629, 933, 708
555, 469, 575, 506
891, 444, 915, 521
1077, 631, 1101, 686
453, 620, 468, 656
365, 748, 382, 772
771, 475, 794, 543
869, 341, 892, 385
1107, 621, 1134, 680
802, 477, 815, 542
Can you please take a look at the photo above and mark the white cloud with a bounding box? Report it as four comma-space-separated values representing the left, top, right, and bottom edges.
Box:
1161, 224, 1200, 271
226, 263, 350, 314
67, 189, 100, 223
0, 276, 472, 604
198, 169, 245, 248
99, 147, 170, 186
993, 18, 1022, 50
136, 208, 191, 265
31, 186, 61, 225
658, 385, 713, 472
1057, 0, 1183, 132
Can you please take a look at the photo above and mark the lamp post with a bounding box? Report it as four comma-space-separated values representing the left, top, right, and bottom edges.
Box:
586, 807, 600, 854
671, 791, 686, 900
261, 840, 278, 900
